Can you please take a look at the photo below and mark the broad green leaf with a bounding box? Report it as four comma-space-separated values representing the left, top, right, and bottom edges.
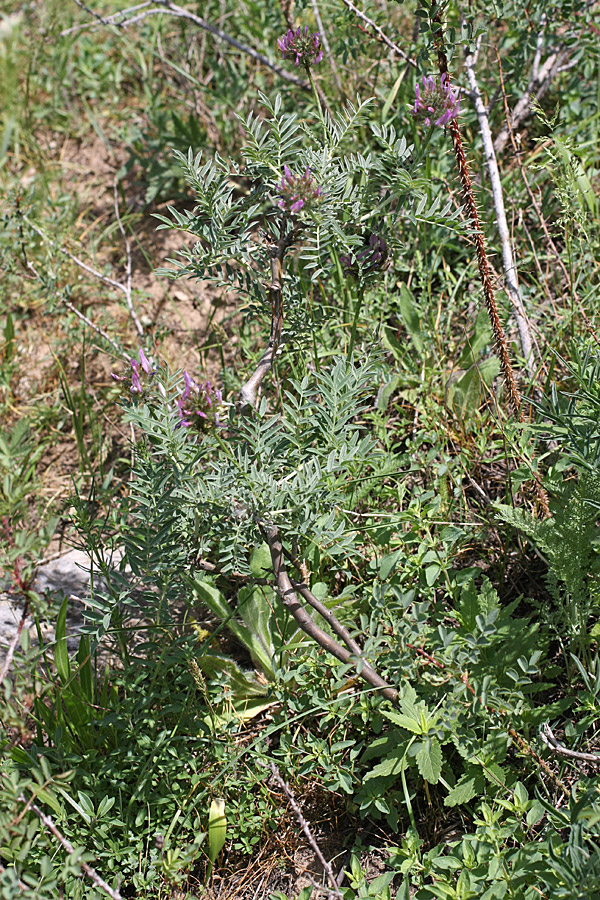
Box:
379, 549, 402, 581
425, 564, 441, 587
383, 710, 423, 734
54, 596, 70, 684
416, 738, 442, 784
364, 750, 406, 781
398, 284, 424, 357
444, 773, 484, 807
192, 577, 232, 621
208, 798, 227, 864
458, 583, 479, 631
526, 799, 546, 826
238, 586, 276, 677
513, 781, 528, 806
194, 654, 267, 699
480, 883, 508, 900
249, 542, 272, 577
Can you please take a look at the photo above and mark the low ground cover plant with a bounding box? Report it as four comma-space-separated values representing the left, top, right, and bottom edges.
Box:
1, 1, 600, 898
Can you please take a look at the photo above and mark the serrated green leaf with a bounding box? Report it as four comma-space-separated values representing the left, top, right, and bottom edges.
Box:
513, 781, 528, 806
444, 773, 484, 807
364, 750, 406, 781
416, 738, 442, 784
383, 710, 423, 734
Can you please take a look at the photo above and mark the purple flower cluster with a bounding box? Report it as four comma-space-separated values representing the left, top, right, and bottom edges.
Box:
412, 73, 460, 128
340, 234, 389, 277
277, 26, 323, 68
177, 371, 225, 431
111, 349, 156, 394
277, 165, 323, 215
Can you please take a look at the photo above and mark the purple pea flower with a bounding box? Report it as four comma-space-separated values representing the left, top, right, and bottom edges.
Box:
111, 348, 156, 395
277, 165, 323, 216
177, 372, 226, 432
412, 72, 460, 128
130, 359, 142, 394
277, 26, 323, 68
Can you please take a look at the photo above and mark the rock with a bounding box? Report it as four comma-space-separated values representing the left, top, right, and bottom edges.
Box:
0, 547, 123, 659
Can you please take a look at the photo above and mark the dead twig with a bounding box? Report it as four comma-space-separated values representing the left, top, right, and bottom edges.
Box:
464, 37, 535, 376
113, 180, 144, 340
17, 794, 123, 900
262, 524, 398, 701
540, 723, 600, 764
291, 579, 365, 659
0, 601, 29, 683
238, 231, 296, 412
0, 519, 33, 683
64, 0, 309, 89
23, 218, 131, 357
495, 48, 600, 347
494, 14, 567, 155
269, 762, 345, 900
339, 0, 417, 68
311, 0, 344, 97
26, 259, 125, 357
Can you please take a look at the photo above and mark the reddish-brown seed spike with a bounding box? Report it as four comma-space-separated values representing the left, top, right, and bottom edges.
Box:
432, 13, 550, 518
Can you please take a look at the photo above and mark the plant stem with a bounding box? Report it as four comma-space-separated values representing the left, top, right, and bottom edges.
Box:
306, 65, 328, 147
348, 284, 365, 357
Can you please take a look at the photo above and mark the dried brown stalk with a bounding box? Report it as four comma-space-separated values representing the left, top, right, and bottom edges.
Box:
432, 17, 550, 516
495, 48, 600, 348
65, 0, 309, 90
262, 524, 398, 702
238, 231, 297, 411
17, 793, 123, 900
270, 762, 345, 900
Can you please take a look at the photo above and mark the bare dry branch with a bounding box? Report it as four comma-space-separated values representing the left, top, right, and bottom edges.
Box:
270, 762, 345, 900
18, 794, 124, 900
311, 0, 344, 96
113, 180, 144, 340
0, 600, 29, 684
26, 260, 125, 357
464, 38, 535, 375
495, 49, 600, 347
262, 524, 398, 701
292, 579, 365, 659
64, 0, 309, 89
494, 27, 566, 155
540, 724, 600, 764
339, 0, 417, 67
238, 231, 296, 412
